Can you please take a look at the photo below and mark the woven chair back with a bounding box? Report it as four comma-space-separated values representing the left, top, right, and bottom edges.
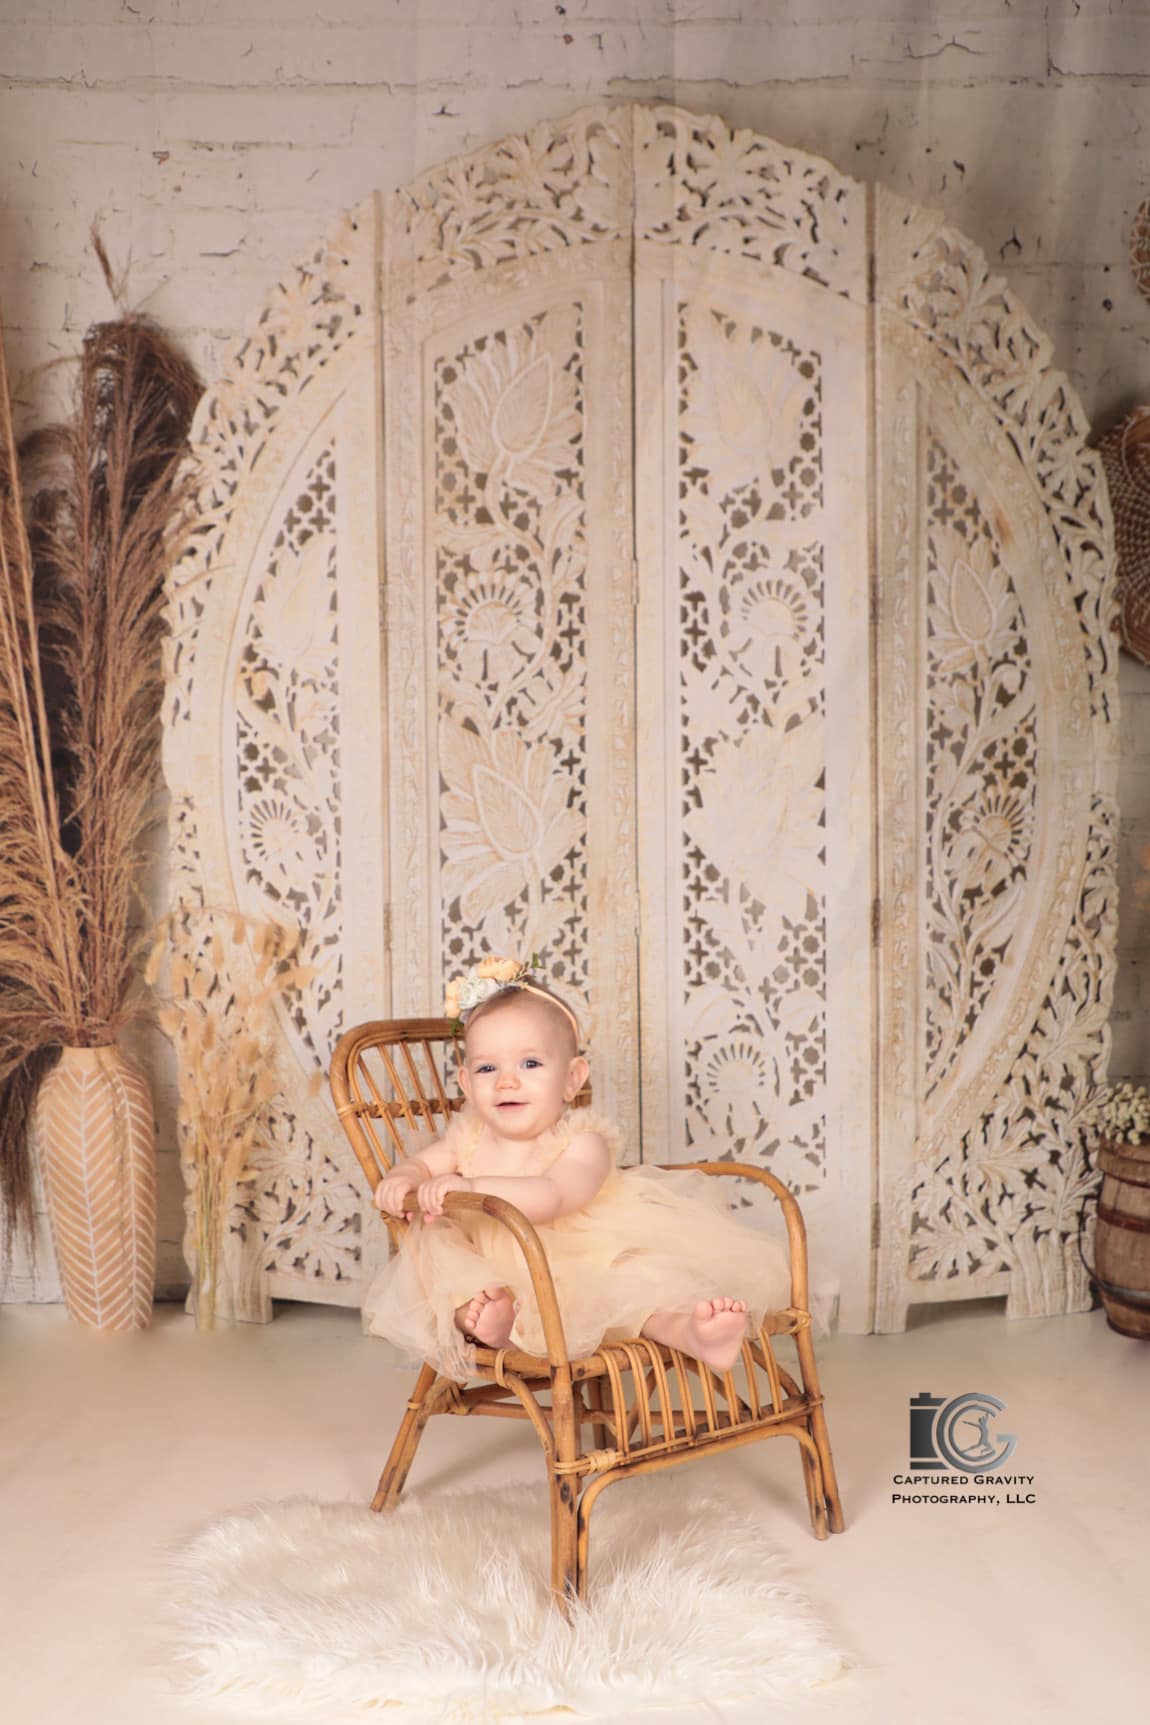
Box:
331, 1019, 465, 1190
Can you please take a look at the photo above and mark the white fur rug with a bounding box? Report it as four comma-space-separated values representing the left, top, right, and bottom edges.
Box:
164, 1475, 852, 1722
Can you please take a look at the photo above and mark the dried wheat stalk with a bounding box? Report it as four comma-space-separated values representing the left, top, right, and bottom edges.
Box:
0, 268, 200, 1272
147, 906, 318, 1328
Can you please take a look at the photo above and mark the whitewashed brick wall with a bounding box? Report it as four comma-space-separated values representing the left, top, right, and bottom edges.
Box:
3, 0, 1149, 1299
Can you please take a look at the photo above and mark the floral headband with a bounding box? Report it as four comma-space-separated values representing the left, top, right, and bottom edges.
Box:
444, 957, 581, 1044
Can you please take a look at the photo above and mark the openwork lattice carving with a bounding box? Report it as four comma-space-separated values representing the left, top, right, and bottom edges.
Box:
893, 227, 1116, 724
675, 301, 829, 1194
635, 105, 864, 304
167, 208, 369, 703
907, 799, 1116, 1314
234, 442, 343, 1067
391, 108, 630, 304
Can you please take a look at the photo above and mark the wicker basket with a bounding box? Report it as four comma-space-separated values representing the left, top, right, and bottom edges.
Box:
1097, 408, 1150, 666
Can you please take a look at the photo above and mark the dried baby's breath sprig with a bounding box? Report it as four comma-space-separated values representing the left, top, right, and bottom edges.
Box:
148, 902, 316, 1329
1088, 1080, 1150, 1145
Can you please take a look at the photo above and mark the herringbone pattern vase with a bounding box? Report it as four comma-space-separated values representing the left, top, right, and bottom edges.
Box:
37, 1046, 157, 1331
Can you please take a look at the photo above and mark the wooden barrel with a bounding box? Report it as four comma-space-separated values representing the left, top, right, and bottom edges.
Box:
1093, 1141, 1150, 1338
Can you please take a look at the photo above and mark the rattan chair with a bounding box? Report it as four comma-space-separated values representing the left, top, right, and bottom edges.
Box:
330, 1016, 845, 1608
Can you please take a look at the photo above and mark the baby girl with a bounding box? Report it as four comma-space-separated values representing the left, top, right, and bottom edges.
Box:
363, 961, 794, 1381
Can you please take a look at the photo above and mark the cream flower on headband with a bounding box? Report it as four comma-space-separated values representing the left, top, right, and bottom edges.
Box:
444, 956, 529, 1020
442, 954, 581, 1047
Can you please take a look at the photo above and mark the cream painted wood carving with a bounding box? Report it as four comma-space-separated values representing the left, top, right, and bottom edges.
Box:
163, 106, 1117, 1330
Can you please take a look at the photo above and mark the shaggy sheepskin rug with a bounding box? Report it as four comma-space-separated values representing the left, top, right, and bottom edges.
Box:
163, 1474, 852, 1721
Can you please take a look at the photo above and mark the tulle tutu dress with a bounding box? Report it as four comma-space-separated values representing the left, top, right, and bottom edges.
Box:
362, 1107, 804, 1383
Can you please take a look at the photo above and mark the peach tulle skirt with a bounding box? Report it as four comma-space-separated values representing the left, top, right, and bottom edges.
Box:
362, 1162, 803, 1383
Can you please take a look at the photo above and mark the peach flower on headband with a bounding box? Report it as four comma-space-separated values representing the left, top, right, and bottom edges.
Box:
476, 957, 523, 984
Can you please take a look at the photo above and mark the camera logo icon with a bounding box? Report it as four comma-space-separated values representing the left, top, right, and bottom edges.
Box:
909, 1391, 1017, 1475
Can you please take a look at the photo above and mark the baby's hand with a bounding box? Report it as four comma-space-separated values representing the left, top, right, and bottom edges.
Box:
416, 1173, 473, 1222
374, 1169, 421, 1217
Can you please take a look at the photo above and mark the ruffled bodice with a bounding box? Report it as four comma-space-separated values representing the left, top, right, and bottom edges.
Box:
449, 1106, 624, 1181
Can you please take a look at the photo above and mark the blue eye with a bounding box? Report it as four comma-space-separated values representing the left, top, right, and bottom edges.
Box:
522, 1058, 541, 1069
475, 1063, 495, 1075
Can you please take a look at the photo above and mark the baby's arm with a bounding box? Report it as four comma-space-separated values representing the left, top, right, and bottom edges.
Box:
462, 1131, 612, 1225
373, 1134, 459, 1217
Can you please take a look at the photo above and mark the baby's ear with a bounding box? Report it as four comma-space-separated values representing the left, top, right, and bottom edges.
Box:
566, 1054, 589, 1100
458, 1062, 472, 1099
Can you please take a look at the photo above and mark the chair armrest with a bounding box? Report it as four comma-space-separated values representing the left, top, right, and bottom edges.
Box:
668, 1159, 811, 1316
399, 1188, 573, 1371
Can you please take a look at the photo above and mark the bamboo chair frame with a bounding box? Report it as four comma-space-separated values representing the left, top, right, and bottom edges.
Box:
330, 1017, 845, 1609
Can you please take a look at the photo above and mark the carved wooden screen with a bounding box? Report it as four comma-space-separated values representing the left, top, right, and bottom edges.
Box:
163, 106, 1117, 1331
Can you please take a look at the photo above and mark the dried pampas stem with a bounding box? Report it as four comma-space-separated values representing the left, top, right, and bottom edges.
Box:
0, 318, 84, 1265
22, 302, 201, 1028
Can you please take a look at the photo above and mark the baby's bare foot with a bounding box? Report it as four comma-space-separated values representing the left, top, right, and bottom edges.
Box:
459, 1283, 516, 1347
689, 1297, 748, 1371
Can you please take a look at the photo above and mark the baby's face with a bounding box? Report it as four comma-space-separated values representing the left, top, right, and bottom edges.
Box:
459, 997, 586, 1141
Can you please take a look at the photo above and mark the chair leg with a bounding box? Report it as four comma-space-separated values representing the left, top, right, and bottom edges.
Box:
797, 1433, 830, 1539
809, 1398, 845, 1533
371, 1361, 439, 1513
549, 1367, 585, 1610
793, 1323, 845, 1534
550, 1471, 584, 1610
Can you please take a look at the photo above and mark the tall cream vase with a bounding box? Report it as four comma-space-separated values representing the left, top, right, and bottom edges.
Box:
35, 1045, 157, 1331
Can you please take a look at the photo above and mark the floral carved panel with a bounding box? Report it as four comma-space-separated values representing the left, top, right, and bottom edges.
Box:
435, 308, 592, 981
921, 431, 1039, 1098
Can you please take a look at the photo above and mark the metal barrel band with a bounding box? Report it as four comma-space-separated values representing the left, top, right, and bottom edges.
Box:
1097, 1201, 1150, 1235
1090, 1272, 1150, 1307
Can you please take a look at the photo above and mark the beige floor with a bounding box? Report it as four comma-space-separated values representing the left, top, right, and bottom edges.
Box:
1, 1295, 1147, 1724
